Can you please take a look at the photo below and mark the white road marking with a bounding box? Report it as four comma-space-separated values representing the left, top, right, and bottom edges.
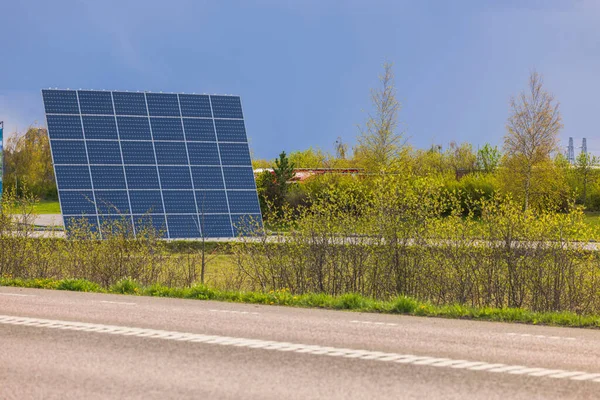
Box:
99, 301, 137, 305
0, 293, 35, 297
0, 314, 598, 383
507, 332, 576, 341
209, 309, 259, 315
350, 320, 398, 326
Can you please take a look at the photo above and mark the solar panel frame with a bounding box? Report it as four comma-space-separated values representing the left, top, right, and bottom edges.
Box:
44, 89, 262, 239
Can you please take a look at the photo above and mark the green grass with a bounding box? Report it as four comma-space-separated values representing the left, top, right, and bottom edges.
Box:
583, 212, 600, 230
32, 200, 61, 214
2, 276, 599, 329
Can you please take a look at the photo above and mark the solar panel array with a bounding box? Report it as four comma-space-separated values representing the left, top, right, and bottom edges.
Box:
42, 89, 262, 238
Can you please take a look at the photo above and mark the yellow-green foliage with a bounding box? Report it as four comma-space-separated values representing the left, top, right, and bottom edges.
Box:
233, 174, 600, 314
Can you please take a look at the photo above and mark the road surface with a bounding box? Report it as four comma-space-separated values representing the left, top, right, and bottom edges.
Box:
1, 287, 600, 399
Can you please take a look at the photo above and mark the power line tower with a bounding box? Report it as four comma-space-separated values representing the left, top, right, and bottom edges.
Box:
568, 137, 575, 164
582, 138, 588, 155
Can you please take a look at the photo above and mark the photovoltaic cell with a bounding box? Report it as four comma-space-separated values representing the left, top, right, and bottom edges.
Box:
214, 119, 247, 142
222, 167, 256, 189
47, 115, 83, 139
78, 91, 114, 115
151, 117, 184, 140
179, 94, 212, 118
82, 116, 118, 139
44, 89, 262, 238
54, 166, 92, 189
183, 119, 216, 141
210, 95, 244, 119
158, 166, 192, 189
86, 141, 122, 164
117, 117, 152, 140
94, 190, 130, 214
146, 93, 181, 117
90, 166, 127, 189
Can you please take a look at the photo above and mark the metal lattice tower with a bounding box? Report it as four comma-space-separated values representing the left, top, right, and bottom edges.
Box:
568, 137, 575, 164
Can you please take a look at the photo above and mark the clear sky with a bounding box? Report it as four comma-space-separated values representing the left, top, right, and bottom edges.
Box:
1, 0, 599, 159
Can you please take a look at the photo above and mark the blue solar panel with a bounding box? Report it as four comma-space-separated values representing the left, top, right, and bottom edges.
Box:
222, 167, 256, 189
179, 94, 212, 118
200, 214, 233, 237
47, 115, 83, 139
90, 166, 126, 189
54, 166, 92, 189
158, 166, 192, 189
150, 117, 184, 140
191, 166, 224, 189
227, 190, 261, 213
162, 190, 196, 213
82, 116, 118, 139
95, 190, 130, 214
183, 119, 216, 141
219, 143, 252, 165
78, 91, 114, 115
42, 90, 79, 114
44, 89, 263, 239
113, 92, 147, 116
86, 141, 122, 164
214, 119, 247, 142
146, 93, 181, 117
196, 190, 229, 213
188, 142, 220, 165
129, 190, 164, 214
117, 117, 152, 140
121, 141, 156, 164
51, 140, 88, 164
167, 214, 201, 238
211, 96, 244, 119
59, 190, 96, 215
125, 166, 160, 189
155, 141, 188, 165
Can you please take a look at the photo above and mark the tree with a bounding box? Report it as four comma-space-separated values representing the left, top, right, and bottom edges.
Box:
355, 62, 404, 172
476, 144, 501, 173
334, 137, 348, 160
574, 151, 599, 204
445, 142, 477, 178
274, 151, 295, 193
4, 127, 56, 199
503, 71, 562, 211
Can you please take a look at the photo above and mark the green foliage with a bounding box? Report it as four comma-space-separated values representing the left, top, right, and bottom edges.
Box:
109, 278, 141, 294
4, 127, 57, 200
476, 144, 501, 173
57, 279, 102, 292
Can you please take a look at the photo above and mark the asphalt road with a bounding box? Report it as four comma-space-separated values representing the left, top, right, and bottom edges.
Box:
1, 287, 600, 399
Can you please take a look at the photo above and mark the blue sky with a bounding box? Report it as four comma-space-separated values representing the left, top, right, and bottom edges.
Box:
1, 0, 599, 159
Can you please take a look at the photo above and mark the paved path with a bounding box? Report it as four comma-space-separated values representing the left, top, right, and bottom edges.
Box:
1, 287, 599, 399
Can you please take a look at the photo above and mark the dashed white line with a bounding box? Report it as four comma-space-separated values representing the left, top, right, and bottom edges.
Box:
350, 320, 398, 326
209, 309, 259, 315
0, 293, 35, 297
0, 314, 598, 384
99, 301, 137, 305
507, 332, 576, 341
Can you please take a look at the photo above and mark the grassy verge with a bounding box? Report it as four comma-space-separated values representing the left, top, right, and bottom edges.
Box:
32, 200, 61, 214
2, 277, 599, 329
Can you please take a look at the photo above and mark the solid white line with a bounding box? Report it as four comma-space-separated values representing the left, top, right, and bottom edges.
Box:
99, 301, 137, 305
507, 332, 576, 341
0, 314, 598, 384
0, 293, 35, 297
